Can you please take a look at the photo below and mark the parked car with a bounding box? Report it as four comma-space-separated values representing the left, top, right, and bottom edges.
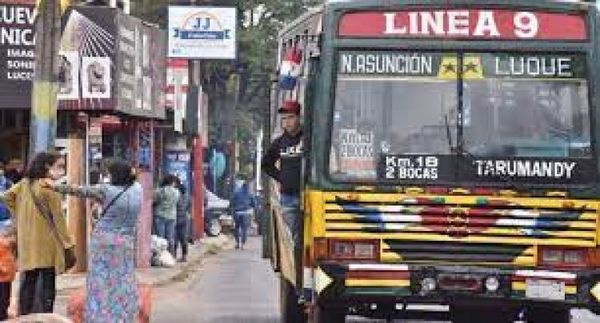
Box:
204, 188, 232, 236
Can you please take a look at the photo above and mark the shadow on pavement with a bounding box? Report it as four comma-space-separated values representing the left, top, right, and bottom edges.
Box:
192, 316, 279, 323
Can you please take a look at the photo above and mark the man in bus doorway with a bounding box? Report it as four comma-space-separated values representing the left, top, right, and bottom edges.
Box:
262, 100, 303, 247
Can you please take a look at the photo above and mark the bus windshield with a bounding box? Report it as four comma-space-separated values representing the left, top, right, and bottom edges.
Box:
329, 51, 594, 185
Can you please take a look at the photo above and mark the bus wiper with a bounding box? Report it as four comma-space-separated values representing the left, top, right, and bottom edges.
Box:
444, 111, 525, 192
444, 115, 455, 153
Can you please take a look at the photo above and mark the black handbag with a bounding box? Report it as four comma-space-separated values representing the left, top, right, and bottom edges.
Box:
27, 182, 77, 271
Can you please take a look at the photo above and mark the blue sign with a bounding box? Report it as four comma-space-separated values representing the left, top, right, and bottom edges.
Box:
164, 151, 192, 192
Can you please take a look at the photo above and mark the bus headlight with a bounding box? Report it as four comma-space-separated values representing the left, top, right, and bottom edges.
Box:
485, 276, 500, 292
421, 277, 437, 293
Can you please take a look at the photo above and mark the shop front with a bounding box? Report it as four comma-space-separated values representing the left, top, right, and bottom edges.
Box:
58, 5, 166, 268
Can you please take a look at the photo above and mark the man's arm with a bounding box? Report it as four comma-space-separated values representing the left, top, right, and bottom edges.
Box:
261, 139, 281, 182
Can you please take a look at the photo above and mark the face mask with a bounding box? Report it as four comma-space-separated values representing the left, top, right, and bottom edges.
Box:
48, 168, 64, 181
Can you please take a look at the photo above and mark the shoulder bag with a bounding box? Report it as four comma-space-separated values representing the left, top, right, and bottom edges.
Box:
97, 184, 132, 219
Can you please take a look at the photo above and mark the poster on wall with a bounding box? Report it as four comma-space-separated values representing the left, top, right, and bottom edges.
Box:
57, 51, 80, 100
164, 151, 191, 192
81, 56, 111, 99
0, 0, 35, 108
137, 122, 153, 170
88, 118, 103, 161
168, 6, 237, 59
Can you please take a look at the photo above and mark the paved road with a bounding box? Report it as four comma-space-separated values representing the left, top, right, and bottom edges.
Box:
152, 237, 600, 323
152, 237, 280, 323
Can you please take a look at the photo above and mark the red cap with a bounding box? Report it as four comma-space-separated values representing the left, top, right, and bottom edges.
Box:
278, 100, 301, 115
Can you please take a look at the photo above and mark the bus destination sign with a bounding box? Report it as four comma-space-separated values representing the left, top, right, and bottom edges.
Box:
378, 155, 596, 186
338, 9, 587, 41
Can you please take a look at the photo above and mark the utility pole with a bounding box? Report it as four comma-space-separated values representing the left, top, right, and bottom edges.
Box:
29, 0, 62, 156
189, 0, 205, 239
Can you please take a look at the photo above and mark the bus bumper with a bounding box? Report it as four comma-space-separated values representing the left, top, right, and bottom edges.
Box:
313, 262, 600, 315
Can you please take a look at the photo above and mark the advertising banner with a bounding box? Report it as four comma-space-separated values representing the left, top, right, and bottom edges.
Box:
164, 150, 192, 192
168, 6, 237, 59
58, 6, 166, 119
59, 6, 117, 111
0, 0, 35, 109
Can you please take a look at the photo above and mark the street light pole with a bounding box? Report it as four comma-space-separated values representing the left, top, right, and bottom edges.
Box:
29, 0, 62, 157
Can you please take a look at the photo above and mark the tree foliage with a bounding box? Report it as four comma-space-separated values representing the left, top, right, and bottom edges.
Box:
131, 0, 323, 168
203, 0, 321, 144
221, 0, 322, 169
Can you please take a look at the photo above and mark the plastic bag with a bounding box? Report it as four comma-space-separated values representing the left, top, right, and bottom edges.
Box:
157, 250, 176, 268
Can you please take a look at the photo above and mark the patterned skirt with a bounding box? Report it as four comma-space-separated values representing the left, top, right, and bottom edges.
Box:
85, 231, 138, 323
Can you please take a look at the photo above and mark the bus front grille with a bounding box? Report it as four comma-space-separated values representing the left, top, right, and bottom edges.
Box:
322, 193, 599, 265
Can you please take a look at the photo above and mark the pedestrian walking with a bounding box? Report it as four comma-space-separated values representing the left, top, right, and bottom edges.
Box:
231, 179, 255, 250
153, 175, 181, 256
262, 100, 303, 247
45, 159, 141, 322
0, 152, 74, 315
174, 180, 191, 262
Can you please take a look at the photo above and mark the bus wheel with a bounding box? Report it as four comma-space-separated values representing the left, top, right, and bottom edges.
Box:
526, 306, 571, 323
280, 278, 306, 323
312, 304, 345, 323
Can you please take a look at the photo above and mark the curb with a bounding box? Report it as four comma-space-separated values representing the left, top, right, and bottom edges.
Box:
54, 235, 235, 295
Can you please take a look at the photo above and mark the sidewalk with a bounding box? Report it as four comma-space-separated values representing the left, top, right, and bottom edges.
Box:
57, 235, 234, 294
6, 235, 235, 320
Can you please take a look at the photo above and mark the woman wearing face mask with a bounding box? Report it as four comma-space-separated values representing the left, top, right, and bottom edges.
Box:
0, 152, 74, 315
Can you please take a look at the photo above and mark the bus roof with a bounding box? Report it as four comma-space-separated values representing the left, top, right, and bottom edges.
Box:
278, 6, 323, 40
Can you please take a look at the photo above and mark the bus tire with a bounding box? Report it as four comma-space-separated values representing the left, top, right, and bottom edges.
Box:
526, 306, 571, 323
280, 278, 306, 323
312, 303, 345, 323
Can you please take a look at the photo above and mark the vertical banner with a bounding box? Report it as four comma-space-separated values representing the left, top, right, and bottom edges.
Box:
88, 118, 103, 162
137, 121, 153, 170
167, 58, 188, 132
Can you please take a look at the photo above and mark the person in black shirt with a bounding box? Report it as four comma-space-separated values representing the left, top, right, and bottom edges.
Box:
262, 100, 303, 246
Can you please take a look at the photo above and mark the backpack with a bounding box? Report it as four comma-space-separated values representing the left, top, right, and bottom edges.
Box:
0, 237, 16, 282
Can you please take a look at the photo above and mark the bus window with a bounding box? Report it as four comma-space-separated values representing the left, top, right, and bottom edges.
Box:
463, 53, 591, 158
329, 51, 457, 180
